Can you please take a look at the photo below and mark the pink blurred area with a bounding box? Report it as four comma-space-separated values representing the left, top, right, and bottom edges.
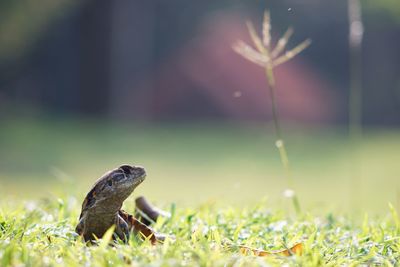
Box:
135, 11, 338, 123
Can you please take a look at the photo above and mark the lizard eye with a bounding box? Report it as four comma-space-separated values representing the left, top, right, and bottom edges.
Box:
107, 180, 113, 186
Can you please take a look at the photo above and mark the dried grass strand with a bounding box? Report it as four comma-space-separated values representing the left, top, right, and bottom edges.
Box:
273, 39, 311, 66
262, 11, 271, 48
271, 27, 294, 58
232, 41, 268, 66
246, 21, 266, 54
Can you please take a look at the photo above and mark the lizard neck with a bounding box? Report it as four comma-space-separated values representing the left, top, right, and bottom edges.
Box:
87, 197, 123, 217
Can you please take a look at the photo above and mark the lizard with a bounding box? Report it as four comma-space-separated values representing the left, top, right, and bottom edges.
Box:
75, 164, 163, 244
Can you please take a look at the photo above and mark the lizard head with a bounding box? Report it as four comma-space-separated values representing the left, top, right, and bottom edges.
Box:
81, 165, 146, 211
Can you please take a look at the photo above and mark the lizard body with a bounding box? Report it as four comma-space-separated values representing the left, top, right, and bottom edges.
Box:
76, 164, 159, 243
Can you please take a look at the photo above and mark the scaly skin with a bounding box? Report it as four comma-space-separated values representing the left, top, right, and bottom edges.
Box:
76, 165, 160, 243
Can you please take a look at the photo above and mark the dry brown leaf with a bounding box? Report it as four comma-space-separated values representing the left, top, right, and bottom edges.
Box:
239, 242, 303, 257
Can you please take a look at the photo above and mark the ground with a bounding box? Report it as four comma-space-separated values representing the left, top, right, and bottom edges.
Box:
1, 118, 400, 266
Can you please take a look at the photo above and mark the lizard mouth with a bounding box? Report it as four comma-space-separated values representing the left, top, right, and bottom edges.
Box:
136, 172, 146, 183
131, 167, 146, 184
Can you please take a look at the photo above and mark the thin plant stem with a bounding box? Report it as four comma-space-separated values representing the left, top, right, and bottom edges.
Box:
348, 0, 364, 210
264, 66, 300, 214
349, 48, 362, 138
265, 67, 286, 168
348, 0, 364, 139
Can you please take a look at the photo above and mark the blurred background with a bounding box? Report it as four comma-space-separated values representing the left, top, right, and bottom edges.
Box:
1, 0, 400, 214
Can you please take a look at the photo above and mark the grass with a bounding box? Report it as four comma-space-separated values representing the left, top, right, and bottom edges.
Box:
1, 117, 400, 265
1, 195, 400, 266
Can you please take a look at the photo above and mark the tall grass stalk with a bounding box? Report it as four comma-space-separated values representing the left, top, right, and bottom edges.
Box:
348, 0, 364, 138
348, 0, 364, 211
233, 11, 310, 214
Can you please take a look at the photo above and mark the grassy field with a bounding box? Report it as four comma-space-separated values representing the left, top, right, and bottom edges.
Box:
1, 118, 400, 265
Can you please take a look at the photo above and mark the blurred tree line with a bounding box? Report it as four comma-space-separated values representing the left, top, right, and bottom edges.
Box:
0, 0, 399, 125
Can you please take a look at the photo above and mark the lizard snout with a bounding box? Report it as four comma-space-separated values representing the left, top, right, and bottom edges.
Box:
133, 166, 146, 178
